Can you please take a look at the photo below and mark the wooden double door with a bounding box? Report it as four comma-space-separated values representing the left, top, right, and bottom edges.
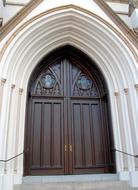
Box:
24, 54, 114, 175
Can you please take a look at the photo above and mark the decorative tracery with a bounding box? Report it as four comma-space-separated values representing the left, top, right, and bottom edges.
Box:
33, 60, 100, 97
34, 63, 62, 96
73, 73, 98, 97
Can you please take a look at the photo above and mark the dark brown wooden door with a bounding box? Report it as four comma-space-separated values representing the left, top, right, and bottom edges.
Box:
24, 51, 114, 175
29, 99, 64, 175
71, 100, 107, 174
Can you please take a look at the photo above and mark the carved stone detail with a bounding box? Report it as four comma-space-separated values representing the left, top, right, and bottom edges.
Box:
114, 92, 119, 96
1, 78, 6, 86
135, 84, 138, 89
11, 84, 15, 89
19, 88, 23, 95
124, 88, 129, 94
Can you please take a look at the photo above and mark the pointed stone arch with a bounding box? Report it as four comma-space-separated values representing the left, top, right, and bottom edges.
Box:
0, 5, 138, 189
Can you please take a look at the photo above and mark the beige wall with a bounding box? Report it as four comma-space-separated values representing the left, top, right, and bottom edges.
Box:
0, 0, 3, 18
5, 0, 30, 5
2, 5, 23, 24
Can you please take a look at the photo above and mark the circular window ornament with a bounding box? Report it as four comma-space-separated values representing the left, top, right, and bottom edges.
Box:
41, 74, 56, 89
77, 74, 92, 90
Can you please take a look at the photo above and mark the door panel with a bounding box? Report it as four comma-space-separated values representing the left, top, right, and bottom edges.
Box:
29, 99, 65, 175
83, 104, 94, 166
71, 100, 108, 174
43, 103, 51, 168
31, 102, 42, 168
72, 103, 83, 168
92, 103, 103, 165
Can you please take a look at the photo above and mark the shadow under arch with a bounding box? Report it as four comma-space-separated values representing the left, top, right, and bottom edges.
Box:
24, 45, 116, 176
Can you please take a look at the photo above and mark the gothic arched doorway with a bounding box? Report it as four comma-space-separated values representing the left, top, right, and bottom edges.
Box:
24, 46, 115, 175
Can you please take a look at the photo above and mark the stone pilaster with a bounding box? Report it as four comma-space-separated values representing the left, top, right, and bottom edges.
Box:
14, 88, 23, 173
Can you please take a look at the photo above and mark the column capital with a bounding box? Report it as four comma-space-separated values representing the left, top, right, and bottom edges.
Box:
11, 84, 15, 89
19, 88, 23, 95
124, 88, 128, 94
1, 78, 6, 86
134, 84, 138, 89
114, 92, 119, 96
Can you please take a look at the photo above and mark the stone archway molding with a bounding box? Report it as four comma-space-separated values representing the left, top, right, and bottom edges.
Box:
0, 5, 138, 190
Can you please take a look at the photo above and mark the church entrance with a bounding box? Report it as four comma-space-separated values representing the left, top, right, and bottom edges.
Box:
24, 46, 115, 175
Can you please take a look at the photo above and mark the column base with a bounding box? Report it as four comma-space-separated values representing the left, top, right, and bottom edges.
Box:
0, 174, 22, 190
129, 171, 138, 187
118, 171, 129, 181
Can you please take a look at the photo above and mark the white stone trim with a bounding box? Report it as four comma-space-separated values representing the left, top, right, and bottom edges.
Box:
114, 92, 125, 172
4, 84, 15, 175
0, 78, 6, 114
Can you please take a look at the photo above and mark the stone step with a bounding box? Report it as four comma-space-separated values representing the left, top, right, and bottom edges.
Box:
14, 181, 138, 190
22, 174, 118, 184
14, 174, 138, 190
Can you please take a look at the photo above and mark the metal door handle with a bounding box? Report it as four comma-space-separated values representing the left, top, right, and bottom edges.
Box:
69, 145, 72, 152
65, 145, 67, 152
